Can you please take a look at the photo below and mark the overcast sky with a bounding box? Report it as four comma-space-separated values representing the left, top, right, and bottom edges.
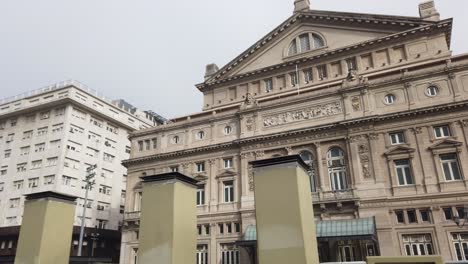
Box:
1, 0, 466, 118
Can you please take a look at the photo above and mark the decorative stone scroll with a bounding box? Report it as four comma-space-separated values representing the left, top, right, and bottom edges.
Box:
263, 101, 343, 128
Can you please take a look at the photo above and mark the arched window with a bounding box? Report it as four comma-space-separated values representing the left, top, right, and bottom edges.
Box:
300, 150, 317, 192
224, 126, 233, 135
172, 135, 180, 144
196, 131, 206, 140
327, 147, 348, 191
384, 94, 396, 105
426, 86, 438, 97
288, 33, 325, 56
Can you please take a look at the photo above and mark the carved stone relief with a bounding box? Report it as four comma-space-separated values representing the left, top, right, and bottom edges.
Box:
358, 142, 372, 179
263, 101, 343, 128
245, 117, 254, 131
351, 97, 361, 111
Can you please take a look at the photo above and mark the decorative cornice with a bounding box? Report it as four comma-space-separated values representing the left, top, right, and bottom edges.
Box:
197, 18, 451, 91
123, 100, 468, 166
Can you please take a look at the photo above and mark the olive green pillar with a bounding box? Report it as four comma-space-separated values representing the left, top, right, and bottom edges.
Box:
138, 172, 198, 264
14, 191, 77, 264
250, 155, 320, 264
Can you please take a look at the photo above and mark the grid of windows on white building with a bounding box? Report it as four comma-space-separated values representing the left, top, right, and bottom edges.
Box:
403, 234, 434, 256
220, 244, 239, 264
196, 245, 208, 264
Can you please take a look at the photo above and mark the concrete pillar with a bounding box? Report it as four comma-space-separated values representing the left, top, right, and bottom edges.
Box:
250, 155, 320, 264
15, 191, 77, 264
138, 172, 198, 264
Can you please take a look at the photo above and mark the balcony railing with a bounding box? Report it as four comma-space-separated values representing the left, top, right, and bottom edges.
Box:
124, 211, 141, 221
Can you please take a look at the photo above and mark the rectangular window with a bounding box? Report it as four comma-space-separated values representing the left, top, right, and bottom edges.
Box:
196, 245, 208, 264
34, 143, 46, 153
31, 160, 42, 170
50, 139, 61, 149
434, 125, 451, 139
97, 219, 108, 229
402, 234, 434, 256
219, 224, 224, 234
152, 138, 157, 149
0, 169, 7, 175
420, 210, 430, 222
197, 185, 205, 206
138, 141, 144, 151
223, 158, 233, 169
13, 180, 23, 190
289, 72, 298, 87
4, 149, 11, 158
6, 134, 14, 142
170, 166, 179, 172
46, 157, 58, 166
223, 181, 234, 203
90, 117, 104, 128
40, 111, 50, 120
346, 57, 357, 71
9, 198, 20, 208
106, 124, 118, 134
103, 153, 115, 162
44, 175, 55, 185
28, 178, 39, 188
317, 65, 328, 80
221, 244, 240, 264
22, 130, 33, 140
443, 207, 453, 221
145, 140, 151, 151
390, 132, 405, 145
304, 68, 313, 83
37, 127, 48, 136
20, 146, 30, 156
64, 158, 80, 170
16, 163, 27, 173
396, 210, 405, 224
407, 209, 417, 223
10, 118, 17, 127
329, 168, 348, 191
99, 185, 112, 195
452, 233, 468, 261
62, 176, 76, 187
0, 182, 4, 191
52, 123, 64, 133
196, 162, 205, 173
395, 159, 414, 186
457, 207, 465, 219
70, 125, 84, 134
440, 153, 462, 181
264, 78, 273, 93
55, 107, 65, 116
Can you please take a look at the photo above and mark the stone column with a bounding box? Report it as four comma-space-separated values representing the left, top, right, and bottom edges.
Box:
250, 155, 320, 264
15, 191, 77, 264
138, 172, 198, 264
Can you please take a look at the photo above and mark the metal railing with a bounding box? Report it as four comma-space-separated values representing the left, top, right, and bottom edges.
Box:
0, 80, 115, 106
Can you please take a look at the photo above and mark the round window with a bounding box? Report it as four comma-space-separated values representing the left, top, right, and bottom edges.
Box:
384, 94, 396, 105
426, 86, 438, 97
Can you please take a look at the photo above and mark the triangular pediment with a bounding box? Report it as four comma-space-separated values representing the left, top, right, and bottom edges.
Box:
216, 169, 237, 179
384, 145, 416, 156
202, 10, 436, 85
429, 139, 463, 150
194, 174, 208, 182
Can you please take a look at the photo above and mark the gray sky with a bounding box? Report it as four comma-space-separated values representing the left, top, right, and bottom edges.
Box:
1, 0, 466, 118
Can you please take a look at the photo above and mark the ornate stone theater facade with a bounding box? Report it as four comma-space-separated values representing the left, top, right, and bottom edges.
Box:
121, 1, 468, 263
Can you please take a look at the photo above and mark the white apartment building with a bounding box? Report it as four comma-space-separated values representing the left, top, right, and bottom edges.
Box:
0, 80, 164, 259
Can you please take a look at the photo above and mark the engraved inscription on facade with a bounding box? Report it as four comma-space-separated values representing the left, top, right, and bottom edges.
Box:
263, 101, 343, 127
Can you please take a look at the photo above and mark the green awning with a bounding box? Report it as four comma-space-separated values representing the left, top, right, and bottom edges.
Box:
316, 217, 376, 238
240, 217, 376, 241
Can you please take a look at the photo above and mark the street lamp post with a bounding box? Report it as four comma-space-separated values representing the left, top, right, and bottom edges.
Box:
452, 205, 468, 228
77, 164, 97, 257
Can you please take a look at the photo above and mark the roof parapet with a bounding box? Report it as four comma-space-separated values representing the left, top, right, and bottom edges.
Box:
294, 0, 310, 13
419, 0, 440, 21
